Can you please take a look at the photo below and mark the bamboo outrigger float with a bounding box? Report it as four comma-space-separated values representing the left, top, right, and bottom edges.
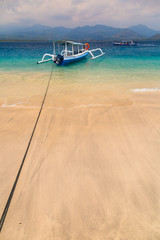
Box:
37, 40, 105, 65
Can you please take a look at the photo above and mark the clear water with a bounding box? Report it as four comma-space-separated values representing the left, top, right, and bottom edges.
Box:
1, 41, 160, 73
0, 41, 160, 107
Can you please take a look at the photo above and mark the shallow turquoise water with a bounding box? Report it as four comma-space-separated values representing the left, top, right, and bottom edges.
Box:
1, 41, 160, 74
0, 41, 160, 112
1, 41, 160, 99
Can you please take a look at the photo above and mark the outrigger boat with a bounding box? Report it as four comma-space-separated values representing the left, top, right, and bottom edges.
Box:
37, 40, 105, 65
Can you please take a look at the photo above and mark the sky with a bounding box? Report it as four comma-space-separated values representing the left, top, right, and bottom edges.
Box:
0, 0, 160, 30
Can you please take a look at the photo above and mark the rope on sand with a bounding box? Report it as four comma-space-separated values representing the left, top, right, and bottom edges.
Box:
0, 65, 54, 232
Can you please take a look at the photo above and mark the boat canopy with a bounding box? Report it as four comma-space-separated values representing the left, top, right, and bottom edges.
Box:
53, 40, 84, 46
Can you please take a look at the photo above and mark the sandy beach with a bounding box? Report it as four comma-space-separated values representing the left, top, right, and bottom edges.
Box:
1, 71, 160, 240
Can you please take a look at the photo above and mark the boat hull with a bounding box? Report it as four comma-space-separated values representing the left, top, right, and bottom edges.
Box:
55, 51, 89, 65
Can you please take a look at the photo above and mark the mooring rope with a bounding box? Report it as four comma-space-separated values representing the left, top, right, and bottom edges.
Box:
0, 64, 54, 232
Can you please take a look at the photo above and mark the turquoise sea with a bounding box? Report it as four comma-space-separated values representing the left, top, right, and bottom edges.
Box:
0, 41, 160, 107
1, 41, 160, 72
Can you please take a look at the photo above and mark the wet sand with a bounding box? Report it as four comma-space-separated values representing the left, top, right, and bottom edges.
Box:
1, 72, 160, 239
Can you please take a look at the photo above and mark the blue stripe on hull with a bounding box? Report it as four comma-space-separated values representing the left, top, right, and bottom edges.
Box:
55, 52, 89, 66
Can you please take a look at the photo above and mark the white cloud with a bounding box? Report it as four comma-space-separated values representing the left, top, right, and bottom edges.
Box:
0, 0, 160, 29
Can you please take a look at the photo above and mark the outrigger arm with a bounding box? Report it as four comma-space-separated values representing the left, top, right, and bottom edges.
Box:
37, 53, 54, 64
88, 48, 105, 59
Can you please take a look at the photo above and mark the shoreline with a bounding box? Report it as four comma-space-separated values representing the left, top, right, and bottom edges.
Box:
0, 62, 160, 239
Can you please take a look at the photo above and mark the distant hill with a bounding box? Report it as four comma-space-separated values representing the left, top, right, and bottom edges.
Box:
64, 25, 122, 40
129, 24, 160, 37
150, 33, 160, 41
110, 29, 142, 40
63, 25, 144, 40
0, 24, 159, 41
0, 24, 72, 40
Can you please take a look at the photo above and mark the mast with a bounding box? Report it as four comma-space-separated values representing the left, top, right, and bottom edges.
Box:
58, 43, 60, 54
72, 43, 74, 55
65, 41, 67, 56
53, 42, 55, 55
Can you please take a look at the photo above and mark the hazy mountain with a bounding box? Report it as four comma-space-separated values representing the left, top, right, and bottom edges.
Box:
0, 24, 158, 40
150, 33, 160, 40
129, 24, 160, 37
0, 24, 71, 40
110, 29, 143, 40
64, 25, 122, 40
63, 25, 144, 40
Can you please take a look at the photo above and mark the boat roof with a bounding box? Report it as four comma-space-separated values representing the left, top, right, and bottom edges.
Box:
53, 40, 84, 46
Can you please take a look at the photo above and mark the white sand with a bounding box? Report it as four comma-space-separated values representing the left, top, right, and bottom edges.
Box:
1, 73, 160, 239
